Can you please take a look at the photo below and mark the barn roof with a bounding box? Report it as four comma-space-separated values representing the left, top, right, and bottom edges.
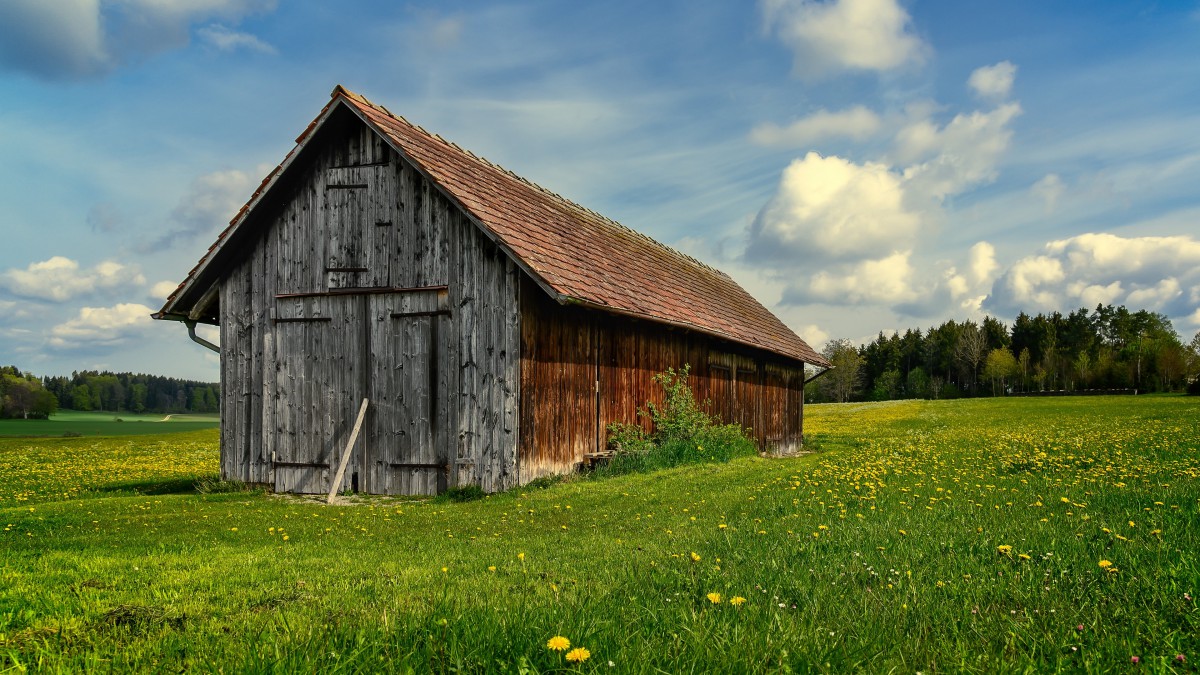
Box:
157, 86, 828, 367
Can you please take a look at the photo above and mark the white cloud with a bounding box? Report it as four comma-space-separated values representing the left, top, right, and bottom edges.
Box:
745, 66, 1023, 317
967, 241, 998, 286
196, 24, 275, 53
985, 233, 1200, 318
48, 303, 155, 350
968, 61, 1017, 100
1031, 174, 1065, 213
761, 0, 928, 78
150, 280, 180, 302
747, 152, 920, 263
141, 168, 259, 252
796, 324, 830, 350
897, 102, 1023, 200
750, 106, 881, 147
787, 251, 919, 305
0, 0, 275, 79
1, 257, 145, 302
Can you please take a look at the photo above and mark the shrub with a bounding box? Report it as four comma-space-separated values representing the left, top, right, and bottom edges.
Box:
595, 365, 756, 478
436, 484, 486, 503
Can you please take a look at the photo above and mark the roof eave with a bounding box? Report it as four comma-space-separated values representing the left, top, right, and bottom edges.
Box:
154, 94, 350, 321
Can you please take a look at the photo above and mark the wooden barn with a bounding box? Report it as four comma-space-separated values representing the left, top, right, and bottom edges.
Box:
154, 86, 829, 496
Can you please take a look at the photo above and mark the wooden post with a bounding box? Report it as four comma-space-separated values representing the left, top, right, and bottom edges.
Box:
328, 398, 369, 504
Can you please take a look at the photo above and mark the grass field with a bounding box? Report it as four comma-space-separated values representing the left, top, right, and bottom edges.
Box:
1, 396, 1197, 672
0, 410, 220, 438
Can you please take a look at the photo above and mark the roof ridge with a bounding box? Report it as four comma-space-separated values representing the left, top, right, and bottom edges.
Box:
334, 85, 732, 282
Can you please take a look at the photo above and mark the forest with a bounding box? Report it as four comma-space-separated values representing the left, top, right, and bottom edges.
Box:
808, 304, 1200, 403
0, 366, 220, 419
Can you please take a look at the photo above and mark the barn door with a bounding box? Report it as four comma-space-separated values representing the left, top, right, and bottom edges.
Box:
269, 294, 365, 494
366, 289, 450, 495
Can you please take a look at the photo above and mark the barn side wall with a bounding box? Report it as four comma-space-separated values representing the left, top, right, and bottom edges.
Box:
518, 277, 807, 483
218, 108, 519, 493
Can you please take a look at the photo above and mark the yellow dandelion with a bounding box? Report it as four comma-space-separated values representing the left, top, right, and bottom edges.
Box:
1098, 560, 1113, 569
488, 566, 497, 572
690, 552, 701, 562
899, 529, 907, 535
730, 596, 746, 606
518, 552, 525, 561
565, 647, 590, 663
997, 544, 1013, 556
707, 592, 722, 604
1018, 553, 1030, 560
718, 523, 727, 529
546, 636, 570, 651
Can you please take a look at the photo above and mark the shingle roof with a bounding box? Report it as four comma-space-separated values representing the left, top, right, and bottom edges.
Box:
158, 86, 828, 367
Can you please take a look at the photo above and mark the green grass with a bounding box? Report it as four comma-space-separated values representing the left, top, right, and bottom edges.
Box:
0, 409, 219, 438
1, 396, 1198, 672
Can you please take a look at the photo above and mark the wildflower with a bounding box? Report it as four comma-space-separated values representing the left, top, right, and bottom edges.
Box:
718, 524, 727, 529
1176, 654, 1186, 664
730, 596, 746, 606
1098, 560, 1113, 569
488, 566, 496, 572
1131, 656, 1140, 664
997, 545, 1013, 556
565, 647, 590, 663
707, 592, 722, 604
546, 636, 570, 651
899, 529, 907, 536
518, 553, 525, 561
441, 567, 448, 573
1018, 553, 1031, 561
1060, 497, 1070, 503
690, 552, 701, 562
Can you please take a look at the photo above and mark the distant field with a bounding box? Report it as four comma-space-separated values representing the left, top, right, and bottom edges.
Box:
1, 396, 1197, 672
0, 409, 219, 437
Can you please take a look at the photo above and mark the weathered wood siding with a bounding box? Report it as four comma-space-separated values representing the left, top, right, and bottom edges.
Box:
218, 107, 519, 494
519, 279, 808, 483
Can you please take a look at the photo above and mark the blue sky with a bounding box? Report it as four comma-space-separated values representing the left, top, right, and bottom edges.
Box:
2, 0, 1199, 380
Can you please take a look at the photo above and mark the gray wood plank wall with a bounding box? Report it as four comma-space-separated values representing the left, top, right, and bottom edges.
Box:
217, 109, 520, 494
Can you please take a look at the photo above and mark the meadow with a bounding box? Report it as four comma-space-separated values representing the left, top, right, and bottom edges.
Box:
0, 410, 219, 438
1, 396, 1197, 672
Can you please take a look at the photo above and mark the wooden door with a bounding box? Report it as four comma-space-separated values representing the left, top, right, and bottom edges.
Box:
366, 289, 450, 495
269, 294, 365, 494
324, 165, 393, 290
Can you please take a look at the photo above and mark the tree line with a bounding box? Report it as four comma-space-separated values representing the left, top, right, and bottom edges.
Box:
0, 366, 220, 419
810, 305, 1200, 403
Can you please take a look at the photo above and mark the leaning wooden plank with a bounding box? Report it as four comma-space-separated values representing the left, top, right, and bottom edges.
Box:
327, 398, 370, 504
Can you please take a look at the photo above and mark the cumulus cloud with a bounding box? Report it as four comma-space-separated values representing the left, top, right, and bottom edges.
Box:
196, 24, 275, 53
750, 106, 882, 147
985, 233, 1200, 318
761, 0, 928, 78
746, 64, 1023, 316
0, 0, 275, 79
786, 251, 919, 305
896, 102, 1023, 200
1, 257, 145, 302
48, 303, 155, 350
747, 152, 921, 264
149, 280, 180, 302
968, 61, 1017, 100
140, 168, 259, 252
